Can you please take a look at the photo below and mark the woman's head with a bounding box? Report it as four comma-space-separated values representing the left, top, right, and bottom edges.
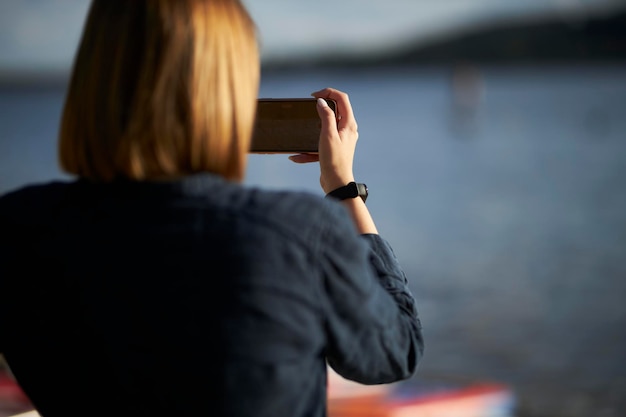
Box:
59, 0, 259, 182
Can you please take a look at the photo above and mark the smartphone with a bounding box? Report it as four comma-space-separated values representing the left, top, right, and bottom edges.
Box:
250, 98, 336, 153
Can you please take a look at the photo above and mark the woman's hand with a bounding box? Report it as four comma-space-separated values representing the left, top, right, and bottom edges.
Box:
289, 88, 358, 194
290, 87, 378, 234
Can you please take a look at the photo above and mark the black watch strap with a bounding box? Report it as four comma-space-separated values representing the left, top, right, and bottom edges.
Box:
325, 182, 368, 202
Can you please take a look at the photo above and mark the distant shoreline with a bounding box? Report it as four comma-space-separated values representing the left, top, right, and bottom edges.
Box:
1, 60, 625, 90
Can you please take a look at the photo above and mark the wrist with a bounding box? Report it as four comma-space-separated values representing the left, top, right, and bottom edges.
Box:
322, 177, 355, 194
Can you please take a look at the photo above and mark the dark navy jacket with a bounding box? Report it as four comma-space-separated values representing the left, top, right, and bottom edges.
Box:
0, 174, 423, 417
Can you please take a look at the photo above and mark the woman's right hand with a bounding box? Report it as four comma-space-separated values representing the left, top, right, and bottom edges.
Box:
289, 87, 378, 234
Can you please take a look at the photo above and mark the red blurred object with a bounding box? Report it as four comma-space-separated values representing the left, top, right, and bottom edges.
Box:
327, 368, 516, 417
0, 369, 34, 417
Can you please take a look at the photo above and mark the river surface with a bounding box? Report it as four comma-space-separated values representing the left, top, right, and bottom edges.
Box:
2, 64, 626, 417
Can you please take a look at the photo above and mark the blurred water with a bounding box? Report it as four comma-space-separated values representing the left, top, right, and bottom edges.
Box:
2, 64, 626, 417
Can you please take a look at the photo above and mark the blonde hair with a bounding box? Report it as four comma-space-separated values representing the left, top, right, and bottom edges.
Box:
59, 0, 260, 182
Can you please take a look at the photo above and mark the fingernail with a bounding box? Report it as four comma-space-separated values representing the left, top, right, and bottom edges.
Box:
317, 98, 328, 108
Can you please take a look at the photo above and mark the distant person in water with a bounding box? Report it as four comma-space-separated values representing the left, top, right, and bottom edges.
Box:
450, 63, 484, 136
0, 1, 424, 416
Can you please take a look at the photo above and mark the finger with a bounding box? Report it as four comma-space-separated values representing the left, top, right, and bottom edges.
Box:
315, 97, 339, 139
288, 153, 319, 164
311, 88, 356, 132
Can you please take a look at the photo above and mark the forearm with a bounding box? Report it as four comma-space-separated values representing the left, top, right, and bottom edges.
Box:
339, 198, 378, 235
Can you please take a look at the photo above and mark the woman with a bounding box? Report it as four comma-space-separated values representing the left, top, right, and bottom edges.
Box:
0, 1, 424, 416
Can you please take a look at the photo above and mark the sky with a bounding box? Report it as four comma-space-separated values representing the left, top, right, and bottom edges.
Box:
0, 0, 624, 74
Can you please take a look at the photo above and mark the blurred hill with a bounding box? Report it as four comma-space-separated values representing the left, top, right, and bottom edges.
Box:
263, 7, 626, 70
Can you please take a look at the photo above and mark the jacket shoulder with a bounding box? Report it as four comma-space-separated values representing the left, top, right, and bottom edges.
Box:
0, 181, 73, 219
241, 187, 357, 243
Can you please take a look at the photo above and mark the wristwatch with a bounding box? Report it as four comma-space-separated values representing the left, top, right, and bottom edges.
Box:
325, 182, 368, 202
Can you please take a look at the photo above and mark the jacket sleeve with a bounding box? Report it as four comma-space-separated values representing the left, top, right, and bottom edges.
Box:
319, 209, 424, 385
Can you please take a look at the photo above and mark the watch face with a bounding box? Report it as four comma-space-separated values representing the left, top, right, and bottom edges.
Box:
356, 183, 368, 202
